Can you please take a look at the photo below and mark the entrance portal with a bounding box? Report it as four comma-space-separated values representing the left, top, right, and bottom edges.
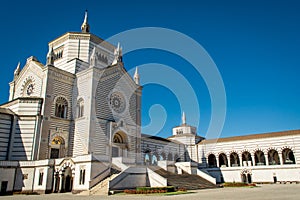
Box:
50, 136, 65, 159
0, 181, 8, 195
112, 146, 119, 157
53, 166, 73, 193
112, 132, 128, 158
241, 173, 252, 183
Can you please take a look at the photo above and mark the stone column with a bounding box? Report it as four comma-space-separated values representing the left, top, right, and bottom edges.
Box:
227, 154, 231, 167
279, 152, 284, 165
59, 172, 64, 193
251, 153, 256, 166
216, 157, 220, 168
53, 174, 58, 193
265, 152, 269, 166
239, 154, 243, 167
71, 172, 75, 191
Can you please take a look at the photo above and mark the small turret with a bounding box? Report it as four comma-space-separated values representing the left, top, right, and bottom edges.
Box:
90, 47, 97, 67
134, 67, 140, 85
14, 62, 21, 78
81, 10, 90, 33
46, 46, 55, 66
112, 42, 123, 65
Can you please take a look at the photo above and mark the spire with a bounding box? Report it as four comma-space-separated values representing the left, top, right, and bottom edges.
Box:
112, 42, 123, 65
81, 10, 90, 33
182, 111, 186, 125
134, 67, 140, 85
90, 46, 97, 67
46, 46, 55, 66
14, 62, 21, 78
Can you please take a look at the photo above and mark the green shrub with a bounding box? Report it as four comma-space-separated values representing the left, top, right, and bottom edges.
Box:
136, 186, 175, 193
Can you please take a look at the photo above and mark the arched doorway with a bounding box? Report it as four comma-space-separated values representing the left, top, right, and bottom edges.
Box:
247, 174, 252, 183
64, 167, 73, 192
112, 132, 128, 157
242, 174, 247, 183
54, 166, 74, 193
241, 170, 252, 184
50, 136, 65, 159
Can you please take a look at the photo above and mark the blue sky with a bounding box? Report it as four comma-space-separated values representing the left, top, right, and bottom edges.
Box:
0, 0, 299, 138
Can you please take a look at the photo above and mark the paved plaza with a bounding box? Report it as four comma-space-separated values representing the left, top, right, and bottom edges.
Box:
1, 184, 299, 200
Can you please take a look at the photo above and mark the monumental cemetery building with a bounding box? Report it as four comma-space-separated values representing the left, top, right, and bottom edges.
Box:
0, 12, 299, 195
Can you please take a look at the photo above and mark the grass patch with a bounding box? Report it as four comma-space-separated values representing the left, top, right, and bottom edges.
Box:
118, 190, 191, 196
162, 191, 193, 196
223, 182, 257, 187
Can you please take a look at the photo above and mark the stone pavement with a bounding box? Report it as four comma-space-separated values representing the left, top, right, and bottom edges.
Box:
1, 184, 299, 200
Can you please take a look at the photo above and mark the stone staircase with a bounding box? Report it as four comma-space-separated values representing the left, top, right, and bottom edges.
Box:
149, 166, 217, 190
78, 165, 121, 195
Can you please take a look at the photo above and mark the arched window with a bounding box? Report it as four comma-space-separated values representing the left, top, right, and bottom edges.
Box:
268, 149, 280, 165
159, 152, 166, 161
55, 97, 68, 118
219, 153, 228, 167
152, 154, 158, 165
230, 152, 240, 167
254, 150, 266, 166
208, 154, 217, 168
144, 149, 151, 165
76, 98, 84, 118
282, 148, 296, 164
242, 151, 252, 166
113, 133, 124, 144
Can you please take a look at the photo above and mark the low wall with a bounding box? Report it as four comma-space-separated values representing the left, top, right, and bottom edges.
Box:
207, 164, 300, 183
109, 167, 148, 190
147, 167, 167, 187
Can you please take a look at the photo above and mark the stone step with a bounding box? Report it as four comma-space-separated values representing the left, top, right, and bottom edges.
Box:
148, 166, 216, 190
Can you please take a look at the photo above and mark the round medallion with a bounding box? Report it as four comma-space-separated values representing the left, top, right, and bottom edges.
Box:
26, 83, 34, 96
21, 76, 35, 97
110, 92, 126, 113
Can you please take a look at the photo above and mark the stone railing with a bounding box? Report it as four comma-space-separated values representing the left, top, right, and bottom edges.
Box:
147, 167, 167, 187
196, 169, 216, 184
112, 157, 129, 171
